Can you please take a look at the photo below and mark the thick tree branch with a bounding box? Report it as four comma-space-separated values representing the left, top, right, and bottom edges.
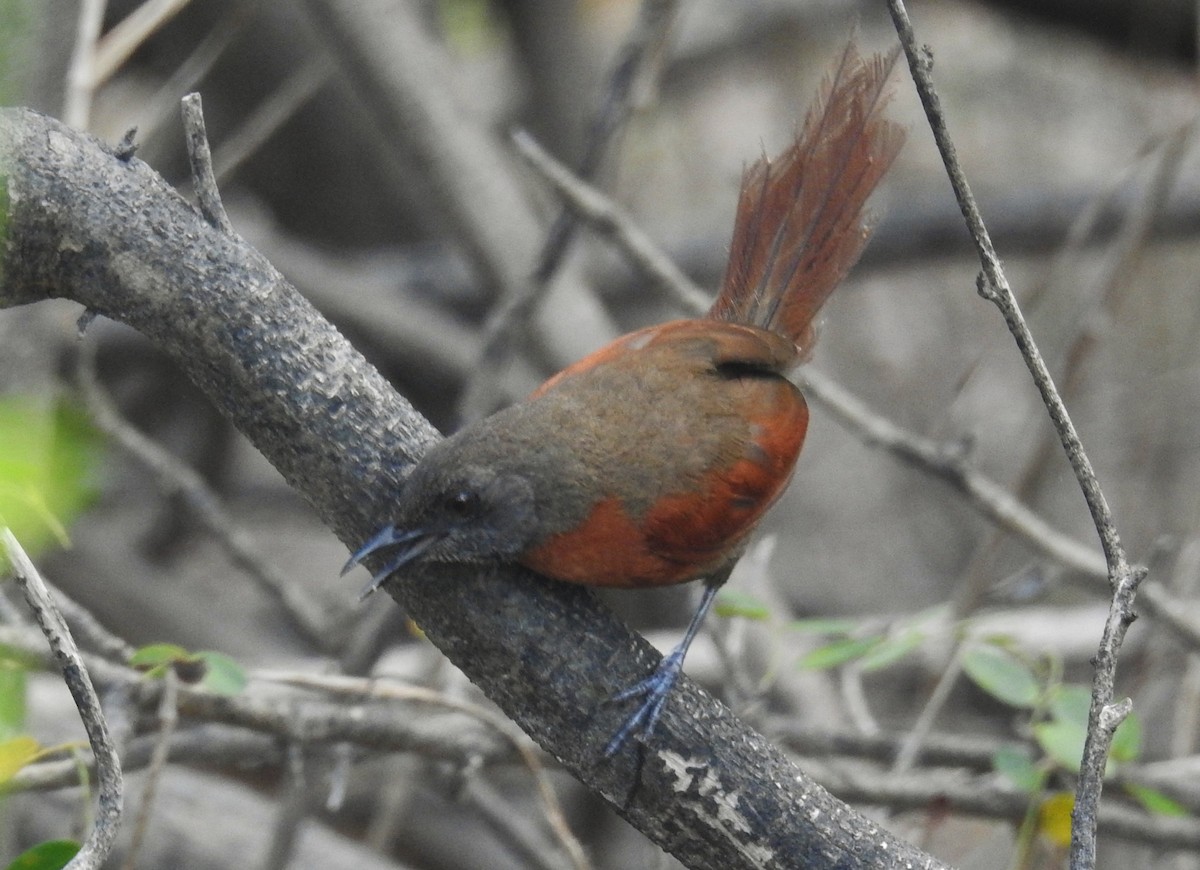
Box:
0, 108, 947, 870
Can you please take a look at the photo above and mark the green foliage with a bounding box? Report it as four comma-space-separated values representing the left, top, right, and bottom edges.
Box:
961, 643, 1041, 708
128, 643, 191, 671
1109, 708, 1141, 763
713, 583, 1159, 817
1047, 683, 1091, 723
787, 617, 860, 636
792, 609, 947, 673
1025, 683, 1142, 776
130, 643, 248, 695
856, 629, 925, 672
193, 651, 249, 695
799, 635, 882, 670
992, 745, 1045, 793
0, 734, 38, 784
1124, 784, 1188, 818
0, 396, 103, 557
714, 589, 771, 621
4, 840, 80, 870
1032, 718, 1087, 773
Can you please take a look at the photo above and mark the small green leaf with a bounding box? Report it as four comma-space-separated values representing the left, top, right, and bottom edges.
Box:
857, 629, 924, 672
714, 589, 771, 621
194, 651, 247, 695
962, 644, 1040, 708
799, 635, 882, 670
1125, 784, 1189, 817
1048, 684, 1092, 726
0, 396, 103, 556
4, 839, 80, 870
129, 643, 190, 669
1110, 709, 1141, 763
993, 745, 1045, 793
0, 734, 40, 784
1033, 719, 1086, 773
788, 617, 859, 636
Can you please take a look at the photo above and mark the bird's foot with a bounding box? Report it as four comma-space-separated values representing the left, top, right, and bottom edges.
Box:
602, 648, 686, 757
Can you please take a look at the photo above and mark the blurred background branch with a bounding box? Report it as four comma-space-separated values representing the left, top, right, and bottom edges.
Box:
3, 0, 1200, 868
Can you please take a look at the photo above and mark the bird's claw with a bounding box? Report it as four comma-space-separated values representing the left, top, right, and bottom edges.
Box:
603, 649, 685, 757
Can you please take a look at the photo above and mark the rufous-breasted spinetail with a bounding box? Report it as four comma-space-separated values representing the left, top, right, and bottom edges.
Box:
344, 40, 905, 755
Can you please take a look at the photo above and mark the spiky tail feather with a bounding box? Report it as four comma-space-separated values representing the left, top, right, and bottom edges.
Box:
708, 41, 905, 355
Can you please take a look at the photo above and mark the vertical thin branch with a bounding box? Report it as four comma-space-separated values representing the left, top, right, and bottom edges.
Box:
891, 643, 966, 775
3, 529, 124, 869
885, 1, 1126, 578
533, 0, 680, 285
181, 93, 232, 233
64, 0, 107, 128
260, 742, 309, 870
884, 4, 1147, 867
464, 0, 680, 417
120, 671, 178, 870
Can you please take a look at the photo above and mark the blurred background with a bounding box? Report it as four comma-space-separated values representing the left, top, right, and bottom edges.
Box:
2, 0, 1200, 868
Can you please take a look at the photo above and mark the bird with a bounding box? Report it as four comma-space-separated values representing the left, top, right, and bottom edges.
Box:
344, 40, 906, 756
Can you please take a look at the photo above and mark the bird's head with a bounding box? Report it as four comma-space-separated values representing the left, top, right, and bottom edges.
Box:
342, 439, 539, 598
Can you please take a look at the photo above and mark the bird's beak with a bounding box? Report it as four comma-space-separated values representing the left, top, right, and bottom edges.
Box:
342, 525, 441, 600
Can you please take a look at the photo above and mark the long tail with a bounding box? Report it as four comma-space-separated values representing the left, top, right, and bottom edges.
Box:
708, 41, 905, 353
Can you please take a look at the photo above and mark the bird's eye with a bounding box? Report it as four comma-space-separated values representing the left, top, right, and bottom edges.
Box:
444, 489, 481, 518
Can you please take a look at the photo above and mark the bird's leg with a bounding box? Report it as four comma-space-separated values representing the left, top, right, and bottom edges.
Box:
603, 571, 729, 757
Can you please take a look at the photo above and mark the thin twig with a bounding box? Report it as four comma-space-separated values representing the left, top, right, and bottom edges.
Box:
133, 0, 262, 143
261, 742, 309, 870
0, 622, 518, 766
805, 367, 1200, 653
533, 0, 680, 285
3, 529, 124, 869
121, 670, 178, 870
798, 368, 1106, 576
11, 726, 280, 793
808, 760, 1200, 851
884, 4, 1147, 866
213, 55, 334, 185
181, 92, 232, 233
256, 671, 592, 870
91, 0, 194, 90
64, 0, 106, 129
885, 1, 1131, 579
891, 642, 965, 775
36, 574, 137, 663
838, 666, 880, 736
512, 128, 711, 315
469, 0, 680, 407
75, 338, 349, 651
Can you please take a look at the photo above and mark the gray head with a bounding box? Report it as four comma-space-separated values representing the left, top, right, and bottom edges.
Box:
343, 436, 539, 598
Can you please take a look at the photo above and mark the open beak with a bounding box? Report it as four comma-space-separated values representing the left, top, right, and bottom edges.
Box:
342, 525, 441, 600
